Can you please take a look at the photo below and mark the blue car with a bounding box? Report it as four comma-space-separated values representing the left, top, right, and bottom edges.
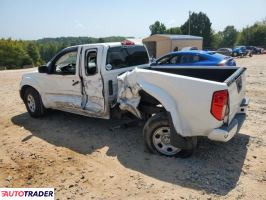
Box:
232, 46, 252, 57
151, 51, 236, 67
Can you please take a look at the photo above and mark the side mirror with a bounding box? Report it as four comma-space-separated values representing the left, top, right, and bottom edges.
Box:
38, 65, 48, 73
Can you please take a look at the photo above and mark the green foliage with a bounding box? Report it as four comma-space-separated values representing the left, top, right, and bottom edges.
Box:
26, 42, 41, 65
181, 12, 213, 48
238, 23, 266, 47
220, 26, 238, 47
165, 27, 182, 34
149, 21, 167, 35
0, 39, 32, 69
211, 31, 223, 49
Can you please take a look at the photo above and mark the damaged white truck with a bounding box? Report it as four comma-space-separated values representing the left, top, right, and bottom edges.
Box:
20, 41, 249, 157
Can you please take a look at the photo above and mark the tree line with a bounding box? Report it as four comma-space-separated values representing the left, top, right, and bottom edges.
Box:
0, 36, 125, 69
149, 12, 266, 49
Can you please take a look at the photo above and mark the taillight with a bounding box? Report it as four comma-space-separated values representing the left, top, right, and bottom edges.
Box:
211, 90, 229, 121
218, 60, 226, 66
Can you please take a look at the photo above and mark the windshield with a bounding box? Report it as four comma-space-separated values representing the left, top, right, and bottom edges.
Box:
106, 45, 149, 70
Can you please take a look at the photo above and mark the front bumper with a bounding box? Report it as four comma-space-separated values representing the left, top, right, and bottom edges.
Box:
207, 98, 249, 142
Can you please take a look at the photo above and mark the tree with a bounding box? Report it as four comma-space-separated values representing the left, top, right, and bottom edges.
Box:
98, 38, 104, 43
26, 43, 41, 66
211, 31, 223, 49
149, 21, 166, 35
165, 27, 182, 34
220, 26, 238, 47
238, 23, 266, 46
181, 12, 213, 48
0, 39, 32, 69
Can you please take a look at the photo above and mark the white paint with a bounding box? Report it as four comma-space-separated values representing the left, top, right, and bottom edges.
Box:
20, 42, 248, 143
117, 68, 247, 139
208, 120, 238, 142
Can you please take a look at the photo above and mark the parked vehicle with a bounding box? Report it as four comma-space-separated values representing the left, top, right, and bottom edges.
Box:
20, 41, 248, 157
180, 46, 199, 51
150, 51, 236, 67
232, 46, 252, 57
216, 48, 233, 56
246, 46, 264, 54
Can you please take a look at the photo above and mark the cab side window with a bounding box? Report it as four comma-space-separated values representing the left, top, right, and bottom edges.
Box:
53, 51, 78, 75
85, 50, 97, 75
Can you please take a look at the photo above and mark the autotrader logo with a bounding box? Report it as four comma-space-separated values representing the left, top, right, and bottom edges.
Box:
0, 188, 54, 200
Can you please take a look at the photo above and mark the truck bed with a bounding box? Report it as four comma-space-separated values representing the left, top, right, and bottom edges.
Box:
118, 66, 246, 137
149, 67, 242, 83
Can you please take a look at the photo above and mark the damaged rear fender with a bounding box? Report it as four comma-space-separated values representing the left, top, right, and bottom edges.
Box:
117, 68, 184, 136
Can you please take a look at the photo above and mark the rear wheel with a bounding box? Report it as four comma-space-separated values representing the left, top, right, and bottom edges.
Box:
24, 87, 45, 118
143, 113, 195, 157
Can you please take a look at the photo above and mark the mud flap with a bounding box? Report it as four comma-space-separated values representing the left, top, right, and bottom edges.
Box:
167, 112, 197, 150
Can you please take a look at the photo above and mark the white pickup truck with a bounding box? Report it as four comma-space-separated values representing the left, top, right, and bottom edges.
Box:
20, 41, 249, 157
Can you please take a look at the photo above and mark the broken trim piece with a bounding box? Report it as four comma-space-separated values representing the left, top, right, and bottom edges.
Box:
117, 71, 142, 118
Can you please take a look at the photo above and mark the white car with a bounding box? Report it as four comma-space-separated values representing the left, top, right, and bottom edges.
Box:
20, 40, 249, 157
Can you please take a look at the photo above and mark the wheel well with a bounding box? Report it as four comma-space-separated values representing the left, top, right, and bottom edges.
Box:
20, 85, 38, 100
138, 90, 165, 115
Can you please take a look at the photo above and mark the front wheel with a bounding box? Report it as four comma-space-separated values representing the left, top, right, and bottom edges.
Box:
24, 87, 46, 118
143, 113, 196, 157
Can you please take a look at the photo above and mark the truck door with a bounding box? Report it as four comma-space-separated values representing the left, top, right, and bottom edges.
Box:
42, 47, 83, 111
79, 46, 106, 118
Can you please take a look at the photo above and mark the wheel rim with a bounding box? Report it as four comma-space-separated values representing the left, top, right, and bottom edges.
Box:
27, 94, 36, 112
152, 126, 181, 156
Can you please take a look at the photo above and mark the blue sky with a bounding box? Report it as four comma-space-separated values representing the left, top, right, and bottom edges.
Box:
0, 0, 265, 40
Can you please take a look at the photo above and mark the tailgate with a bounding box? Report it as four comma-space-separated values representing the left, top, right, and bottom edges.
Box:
225, 67, 246, 123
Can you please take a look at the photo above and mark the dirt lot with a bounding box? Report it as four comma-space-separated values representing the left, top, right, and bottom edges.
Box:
0, 55, 266, 200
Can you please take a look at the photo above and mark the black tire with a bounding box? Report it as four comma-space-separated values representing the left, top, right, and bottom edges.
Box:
23, 87, 45, 118
143, 113, 195, 157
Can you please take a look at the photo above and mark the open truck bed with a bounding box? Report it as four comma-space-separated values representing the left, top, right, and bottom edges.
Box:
149, 66, 246, 83
117, 66, 247, 142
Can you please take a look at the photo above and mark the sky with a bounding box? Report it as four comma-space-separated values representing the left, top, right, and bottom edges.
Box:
0, 0, 265, 40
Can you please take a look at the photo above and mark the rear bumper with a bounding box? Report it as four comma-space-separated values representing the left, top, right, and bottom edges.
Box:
207, 98, 249, 142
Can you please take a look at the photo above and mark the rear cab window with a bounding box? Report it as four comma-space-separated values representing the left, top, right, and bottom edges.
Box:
106, 45, 149, 70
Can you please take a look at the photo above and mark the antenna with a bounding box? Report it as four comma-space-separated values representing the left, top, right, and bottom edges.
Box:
189, 11, 191, 35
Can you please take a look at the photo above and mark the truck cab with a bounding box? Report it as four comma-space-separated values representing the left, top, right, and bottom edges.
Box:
21, 41, 149, 119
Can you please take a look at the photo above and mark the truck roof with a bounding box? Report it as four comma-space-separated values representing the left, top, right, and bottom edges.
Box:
68, 42, 144, 49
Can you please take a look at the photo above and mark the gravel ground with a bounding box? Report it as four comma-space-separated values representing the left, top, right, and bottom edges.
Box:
0, 55, 266, 200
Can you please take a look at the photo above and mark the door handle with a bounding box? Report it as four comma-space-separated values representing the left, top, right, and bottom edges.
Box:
72, 80, 80, 86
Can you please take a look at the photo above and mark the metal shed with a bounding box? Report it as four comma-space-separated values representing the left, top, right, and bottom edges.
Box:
142, 34, 203, 58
